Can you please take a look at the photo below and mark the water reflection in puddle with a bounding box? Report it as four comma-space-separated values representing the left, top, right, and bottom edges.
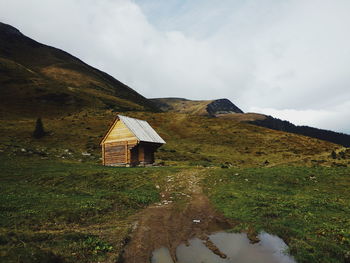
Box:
152, 247, 174, 263
152, 232, 296, 263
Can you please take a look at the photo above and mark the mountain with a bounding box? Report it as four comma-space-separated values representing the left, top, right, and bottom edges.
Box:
217, 112, 350, 147
0, 22, 157, 117
0, 21, 347, 155
150, 97, 243, 116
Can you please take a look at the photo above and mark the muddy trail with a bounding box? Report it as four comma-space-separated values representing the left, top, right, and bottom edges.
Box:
119, 169, 235, 263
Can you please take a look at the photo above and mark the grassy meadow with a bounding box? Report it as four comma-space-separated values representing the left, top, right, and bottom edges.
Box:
1, 156, 349, 262
204, 167, 350, 263
0, 110, 349, 262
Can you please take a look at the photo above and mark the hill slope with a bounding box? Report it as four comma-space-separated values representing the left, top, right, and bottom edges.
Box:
217, 113, 350, 147
1, 110, 346, 168
0, 22, 157, 117
150, 97, 243, 116
153, 96, 350, 147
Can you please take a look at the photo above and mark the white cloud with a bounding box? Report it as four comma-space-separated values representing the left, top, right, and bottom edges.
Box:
0, 0, 349, 133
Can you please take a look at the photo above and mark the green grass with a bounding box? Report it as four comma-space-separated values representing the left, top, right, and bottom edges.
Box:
0, 155, 178, 262
0, 157, 159, 227
0, 232, 114, 263
203, 166, 350, 262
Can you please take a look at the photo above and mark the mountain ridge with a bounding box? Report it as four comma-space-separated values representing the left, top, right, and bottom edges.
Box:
249, 115, 350, 147
150, 97, 243, 116
0, 22, 158, 117
151, 96, 350, 147
217, 112, 350, 147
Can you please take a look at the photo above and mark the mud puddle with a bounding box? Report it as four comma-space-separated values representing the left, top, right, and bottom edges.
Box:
152, 231, 296, 263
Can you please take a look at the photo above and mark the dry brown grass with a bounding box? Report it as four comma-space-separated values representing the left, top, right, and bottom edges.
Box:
150, 98, 214, 115
41, 66, 100, 87
216, 112, 267, 122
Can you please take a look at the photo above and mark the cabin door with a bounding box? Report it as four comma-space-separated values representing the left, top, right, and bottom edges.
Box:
130, 146, 139, 165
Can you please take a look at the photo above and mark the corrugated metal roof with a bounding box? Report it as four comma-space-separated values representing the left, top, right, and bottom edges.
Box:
118, 115, 166, 144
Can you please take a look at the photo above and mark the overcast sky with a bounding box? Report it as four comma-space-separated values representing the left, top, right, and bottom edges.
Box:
1, 0, 349, 133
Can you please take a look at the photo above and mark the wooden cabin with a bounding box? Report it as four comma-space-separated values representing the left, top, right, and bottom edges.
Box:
100, 115, 165, 166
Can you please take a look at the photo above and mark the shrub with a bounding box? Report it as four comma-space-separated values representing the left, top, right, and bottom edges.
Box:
33, 118, 46, 139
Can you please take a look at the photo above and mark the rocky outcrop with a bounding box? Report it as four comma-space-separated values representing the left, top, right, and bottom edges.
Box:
206, 99, 243, 116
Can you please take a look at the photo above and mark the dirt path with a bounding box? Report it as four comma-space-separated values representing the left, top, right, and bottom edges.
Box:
119, 169, 234, 263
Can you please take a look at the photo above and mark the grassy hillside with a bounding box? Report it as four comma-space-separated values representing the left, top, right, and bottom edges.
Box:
1, 110, 347, 169
0, 22, 157, 118
151, 97, 350, 147
216, 112, 267, 122
249, 115, 350, 147
217, 113, 350, 147
150, 98, 214, 115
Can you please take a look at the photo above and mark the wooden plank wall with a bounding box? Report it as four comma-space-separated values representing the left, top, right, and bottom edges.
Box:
103, 141, 138, 165
103, 140, 161, 165
104, 143, 126, 165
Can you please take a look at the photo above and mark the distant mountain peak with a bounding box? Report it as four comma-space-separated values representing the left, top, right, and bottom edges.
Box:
206, 98, 244, 116
0, 22, 23, 36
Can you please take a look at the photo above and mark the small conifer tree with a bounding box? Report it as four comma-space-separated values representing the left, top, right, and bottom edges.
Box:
33, 118, 46, 139
331, 150, 337, 159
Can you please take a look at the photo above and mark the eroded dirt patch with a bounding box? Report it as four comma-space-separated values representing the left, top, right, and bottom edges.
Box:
119, 169, 234, 263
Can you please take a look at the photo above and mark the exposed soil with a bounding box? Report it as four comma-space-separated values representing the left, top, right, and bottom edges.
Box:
119, 169, 235, 263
